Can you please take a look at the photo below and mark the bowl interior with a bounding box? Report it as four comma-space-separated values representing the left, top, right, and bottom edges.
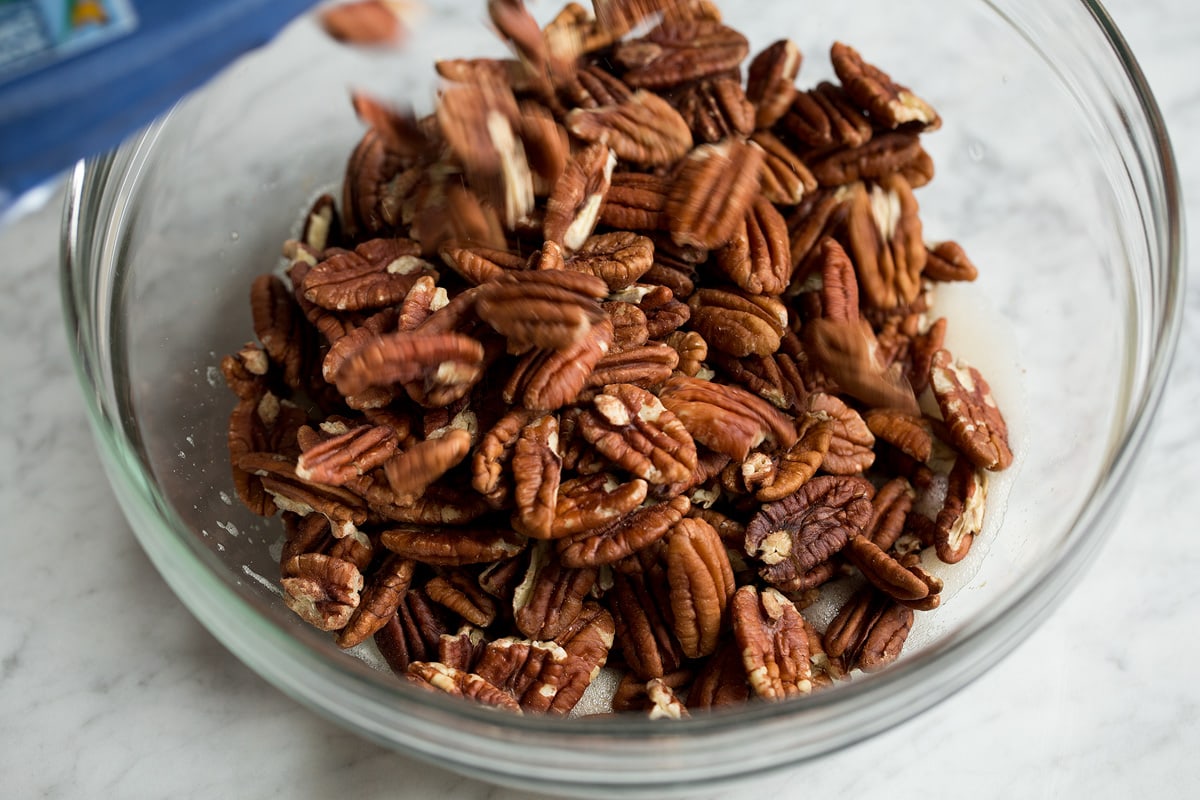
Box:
69, 0, 1178, 792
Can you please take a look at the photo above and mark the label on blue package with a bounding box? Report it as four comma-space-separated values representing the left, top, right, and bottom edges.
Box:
0, 0, 138, 80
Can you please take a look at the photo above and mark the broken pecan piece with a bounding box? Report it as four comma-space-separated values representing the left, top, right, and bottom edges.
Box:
934, 454, 988, 564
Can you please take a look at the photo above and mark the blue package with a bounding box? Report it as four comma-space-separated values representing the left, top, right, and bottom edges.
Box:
0, 0, 320, 214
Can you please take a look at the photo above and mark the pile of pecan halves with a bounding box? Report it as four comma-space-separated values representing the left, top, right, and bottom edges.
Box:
221, 0, 1013, 718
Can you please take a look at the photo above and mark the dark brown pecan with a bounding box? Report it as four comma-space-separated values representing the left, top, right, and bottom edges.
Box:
644, 248, 698, 297
599, 171, 670, 232
809, 132, 931, 188
302, 238, 431, 312
227, 396, 280, 516
425, 570, 498, 628
924, 240, 979, 282
511, 414, 563, 539
864, 477, 915, 551
296, 424, 398, 486
577, 383, 698, 485
566, 90, 694, 167
280, 553, 364, 632
807, 392, 876, 474
382, 428, 472, 505
686, 287, 787, 357
783, 82, 872, 151
934, 454, 988, 564
824, 587, 914, 673
558, 494, 691, 568
753, 416, 832, 502
744, 475, 873, 588
715, 195, 792, 296
562, 64, 634, 109
341, 128, 407, 239
659, 375, 797, 461
335, 556, 416, 648
406, 661, 522, 713
544, 143, 617, 252
504, 317, 614, 411
752, 130, 817, 206
615, 19, 748, 89
675, 77, 755, 144
667, 139, 765, 249
565, 231, 655, 291
831, 41, 940, 131
687, 639, 751, 709
732, 585, 811, 699
666, 517, 735, 658
635, 284, 692, 339
746, 39, 802, 129
437, 625, 488, 672
366, 484, 492, 526
381, 525, 525, 566
472, 407, 538, 505
843, 535, 930, 602
472, 636, 573, 713
513, 541, 597, 639
864, 409, 932, 463
844, 175, 925, 310
609, 566, 684, 680
552, 474, 650, 538
604, 300, 650, 353
220, 342, 270, 401
930, 349, 1013, 471
475, 269, 607, 353
250, 274, 307, 389
375, 588, 448, 674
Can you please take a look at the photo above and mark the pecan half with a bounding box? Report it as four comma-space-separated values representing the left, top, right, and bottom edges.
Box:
688, 640, 751, 709
674, 77, 755, 144
686, 287, 787, 357
753, 416, 832, 502
930, 349, 1013, 471
831, 41, 941, 131
609, 565, 684, 680
615, 19, 748, 89
504, 317, 614, 411
331, 332, 484, 403
924, 240, 979, 283
302, 238, 431, 312
472, 407, 537, 505
807, 392, 876, 474
667, 139, 765, 249
824, 587, 914, 673
565, 231, 655, 290
335, 556, 416, 648
864, 477, 915, 551
382, 428, 472, 504
744, 475, 873, 589
511, 414, 564, 538
752, 130, 817, 206
375, 588, 448, 674
864, 408, 932, 463
381, 525, 525, 566
732, 585, 811, 700
552, 473, 650, 538
296, 424, 398, 486
577, 383, 698, 486
809, 132, 931, 188
513, 541, 598, 640
599, 172, 669, 232
783, 82, 872, 151
666, 517, 735, 658
934, 454, 988, 564
659, 375, 797, 461
715, 195, 792, 296
250, 274, 308, 390
406, 661, 522, 713
844, 175, 925, 310
425, 570, 498, 627
558, 494, 691, 568
475, 269, 607, 352
843, 534, 930, 602
746, 39, 802, 129
280, 553, 364, 632
544, 143, 617, 252
566, 90, 694, 167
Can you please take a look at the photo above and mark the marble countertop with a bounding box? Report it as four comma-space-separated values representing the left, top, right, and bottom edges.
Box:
2, 1, 1197, 797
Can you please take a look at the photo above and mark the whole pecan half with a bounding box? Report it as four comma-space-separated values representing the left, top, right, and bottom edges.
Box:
296, 424, 398, 486
783, 81, 872, 151
381, 525, 525, 566
807, 392, 876, 474
934, 454, 988, 564
674, 77, 755, 144
752, 130, 817, 206
544, 142, 617, 252
565, 231, 655, 290
824, 587, 915, 673
566, 90, 694, 167
609, 565, 685, 680
831, 41, 941, 131
666, 139, 765, 249
510, 414, 564, 538
666, 517, 735, 658
687, 640, 751, 710
551, 473, 650, 538
930, 349, 1013, 471
577, 383, 698, 486
558, 494, 691, 568
332, 331, 484, 402
513, 541, 598, 640
924, 240, 979, 283
686, 287, 787, 357
615, 19, 748, 89
746, 39, 802, 129
335, 556, 416, 648
744, 475, 873, 589
715, 195, 793, 296
475, 269, 607, 352
504, 317, 614, 411
732, 585, 811, 700
280, 553, 364, 631
660, 375, 797, 461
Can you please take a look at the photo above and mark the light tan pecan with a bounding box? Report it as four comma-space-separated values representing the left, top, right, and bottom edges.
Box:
544, 143, 617, 252
564, 231, 655, 291
675, 77, 755, 144
924, 240, 979, 282
335, 556, 416, 648
609, 565, 685, 680
566, 90, 694, 167
665, 330, 707, 377
471, 407, 538, 506
744, 475, 873, 589
844, 175, 926, 310
599, 172, 669, 232
551, 474, 650, 538
512, 541, 598, 640
783, 81, 872, 151
831, 41, 941, 131
934, 454, 988, 564
504, 317, 614, 411
511, 414, 564, 539
746, 39, 802, 129
732, 585, 811, 700
807, 392, 876, 474
715, 194, 792, 296
374, 588, 448, 674
843, 535, 930, 602
864, 408, 932, 463
809, 132, 932, 188
380, 525, 525, 566
753, 416, 833, 502
280, 553, 364, 632
687, 640, 751, 710
295, 424, 398, 486
930, 349, 1013, 471
659, 375, 798, 461
425, 570, 498, 628
863, 477, 915, 551
752, 130, 817, 206
686, 287, 787, 357
381, 428, 472, 505
667, 139, 765, 249
824, 587, 914, 673
475, 269, 607, 353
666, 517, 735, 658
577, 383, 698, 485
558, 494, 691, 568
614, 19, 748, 89
302, 238, 432, 312
406, 661, 522, 713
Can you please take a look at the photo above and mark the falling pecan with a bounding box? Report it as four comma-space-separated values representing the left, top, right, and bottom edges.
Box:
566, 90, 694, 167
746, 39, 802, 129
930, 349, 1013, 471
667, 139, 765, 250
475, 269, 607, 353
600, 172, 670, 232
319, 0, 407, 46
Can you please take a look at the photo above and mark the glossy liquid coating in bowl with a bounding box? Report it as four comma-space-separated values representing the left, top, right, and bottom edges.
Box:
61, 1, 1183, 795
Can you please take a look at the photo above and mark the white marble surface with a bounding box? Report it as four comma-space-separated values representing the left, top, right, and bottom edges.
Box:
2, 1, 1198, 797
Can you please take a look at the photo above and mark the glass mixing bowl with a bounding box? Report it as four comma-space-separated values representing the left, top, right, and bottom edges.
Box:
60, 0, 1183, 795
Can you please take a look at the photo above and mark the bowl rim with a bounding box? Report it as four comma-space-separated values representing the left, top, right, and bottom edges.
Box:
58, 0, 1187, 788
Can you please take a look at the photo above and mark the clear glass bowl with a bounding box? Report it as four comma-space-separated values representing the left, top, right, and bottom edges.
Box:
60, 1, 1183, 796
